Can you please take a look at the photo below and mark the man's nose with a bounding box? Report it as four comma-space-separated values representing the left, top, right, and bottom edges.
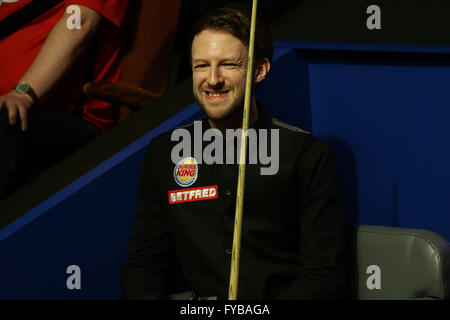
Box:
207, 66, 224, 87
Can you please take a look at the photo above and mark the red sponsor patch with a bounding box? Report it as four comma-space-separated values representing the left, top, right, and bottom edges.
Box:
168, 185, 218, 204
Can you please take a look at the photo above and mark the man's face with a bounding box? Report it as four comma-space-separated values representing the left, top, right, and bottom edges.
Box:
191, 29, 248, 121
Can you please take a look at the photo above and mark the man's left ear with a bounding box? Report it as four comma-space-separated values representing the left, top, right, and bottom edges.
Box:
254, 58, 271, 83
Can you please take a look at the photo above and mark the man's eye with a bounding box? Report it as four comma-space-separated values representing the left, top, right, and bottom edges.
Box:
223, 63, 243, 69
195, 64, 208, 69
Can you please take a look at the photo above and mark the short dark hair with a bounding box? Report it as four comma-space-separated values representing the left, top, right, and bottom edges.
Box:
189, 3, 274, 64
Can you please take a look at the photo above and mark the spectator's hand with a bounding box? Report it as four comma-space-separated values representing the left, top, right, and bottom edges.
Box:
0, 91, 34, 131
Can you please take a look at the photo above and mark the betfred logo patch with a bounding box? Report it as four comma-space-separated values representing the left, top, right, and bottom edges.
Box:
174, 157, 198, 187
169, 185, 218, 204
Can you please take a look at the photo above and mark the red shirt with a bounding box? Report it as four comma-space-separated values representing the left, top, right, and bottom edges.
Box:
0, 0, 130, 131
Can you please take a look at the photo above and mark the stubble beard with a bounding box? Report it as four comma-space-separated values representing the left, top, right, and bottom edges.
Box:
194, 85, 245, 121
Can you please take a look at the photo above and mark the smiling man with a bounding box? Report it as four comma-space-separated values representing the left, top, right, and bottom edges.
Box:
191, 10, 270, 132
192, 29, 250, 122
121, 4, 348, 300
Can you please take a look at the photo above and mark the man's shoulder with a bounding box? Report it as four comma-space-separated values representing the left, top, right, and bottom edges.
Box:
270, 118, 333, 155
271, 118, 311, 135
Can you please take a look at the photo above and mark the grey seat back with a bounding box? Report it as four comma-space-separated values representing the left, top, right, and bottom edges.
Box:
350, 225, 450, 300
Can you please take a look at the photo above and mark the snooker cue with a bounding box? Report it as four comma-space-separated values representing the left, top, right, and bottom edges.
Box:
228, 0, 258, 300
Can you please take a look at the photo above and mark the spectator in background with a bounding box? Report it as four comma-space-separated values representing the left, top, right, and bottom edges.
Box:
0, 0, 130, 200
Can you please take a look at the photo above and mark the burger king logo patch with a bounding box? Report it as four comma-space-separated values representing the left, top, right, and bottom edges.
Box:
174, 157, 198, 187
